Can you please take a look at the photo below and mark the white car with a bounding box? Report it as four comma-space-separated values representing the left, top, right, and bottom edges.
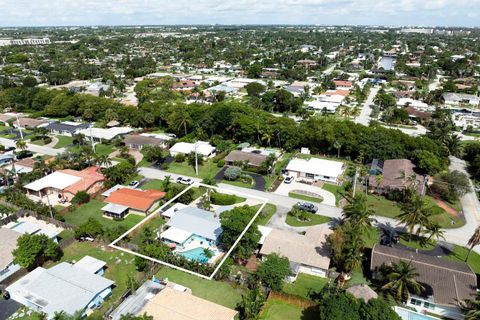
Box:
176, 177, 194, 185
284, 176, 294, 184
128, 180, 140, 188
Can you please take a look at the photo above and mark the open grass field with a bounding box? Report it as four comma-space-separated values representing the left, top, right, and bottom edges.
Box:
259, 298, 318, 320
62, 200, 143, 229
156, 267, 244, 309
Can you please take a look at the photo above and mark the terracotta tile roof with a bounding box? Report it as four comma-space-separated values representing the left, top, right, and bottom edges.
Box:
60, 166, 104, 194
371, 245, 477, 307
330, 89, 350, 97
333, 80, 353, 87
105, 188, 165, 212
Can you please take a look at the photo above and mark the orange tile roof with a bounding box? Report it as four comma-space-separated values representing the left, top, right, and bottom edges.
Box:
60, 166, 104, 194
105, 188, 166, 212
330, 89, 350, 97
333, 80, 353, 87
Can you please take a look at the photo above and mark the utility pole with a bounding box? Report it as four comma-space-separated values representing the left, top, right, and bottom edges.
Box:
44, 192, 54, 219
352, 167, 359, 197
89, 126, 95, 153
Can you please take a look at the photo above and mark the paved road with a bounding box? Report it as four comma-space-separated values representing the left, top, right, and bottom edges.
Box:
355, 86, 379, 126
0, 137, 65, 156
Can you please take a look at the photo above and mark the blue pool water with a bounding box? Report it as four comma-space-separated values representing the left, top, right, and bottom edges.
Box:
178, 247, 213, 263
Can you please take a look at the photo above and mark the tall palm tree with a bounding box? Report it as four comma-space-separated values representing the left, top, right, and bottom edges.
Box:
444, 134, 462, 157
424, 222, 445, 243
15, 139, 27, 151
397, 194, 430, 237
465, 292, 480, 320
96, 154, 112, 168
342, 194, 377, 234
466, 226, 480, 262
333, 140, 342, 158
382, 260, 424, 302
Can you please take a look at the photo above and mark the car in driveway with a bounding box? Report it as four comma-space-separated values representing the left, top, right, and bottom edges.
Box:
176, 177, 194, 185
284, 176, 294, 184
296, 201, 318, 213
128, 180, 140, 188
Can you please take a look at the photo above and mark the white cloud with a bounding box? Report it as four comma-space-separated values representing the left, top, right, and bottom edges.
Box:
0, 0, 478, 26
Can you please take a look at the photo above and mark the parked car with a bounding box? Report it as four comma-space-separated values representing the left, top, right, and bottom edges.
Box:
176, 177, 194, 185
16, 150, 33, 160
128, 180, 140, 188
296, 201, 318, 213
284, 176, 294, 184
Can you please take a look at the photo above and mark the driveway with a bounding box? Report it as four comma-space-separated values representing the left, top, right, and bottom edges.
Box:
0, 299, 20, 320
275, 181, 336, 206
214, 167, 266, 191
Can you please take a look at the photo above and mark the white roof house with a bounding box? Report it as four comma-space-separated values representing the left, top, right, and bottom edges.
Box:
161, 203, 188, 219
76, 127, 133, 141
0, 228, 22, 280
169, 141, 216, 158
7, 260, 114, 318
24, 171, 81, 192
286, 157, 344, 184
73, 256, 106, 274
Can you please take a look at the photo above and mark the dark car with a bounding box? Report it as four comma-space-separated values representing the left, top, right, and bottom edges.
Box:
296, 201, 318, 213
16, 150, 33, 160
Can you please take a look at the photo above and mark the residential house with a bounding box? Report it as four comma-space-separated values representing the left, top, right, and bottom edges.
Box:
371, 245, 477, 319
169, 141, 216, 158
102, 188, 165, 218
443, 93, 480, 107
259, 225, 332, 281
0, 154, 14, 166
75, 127, 133, 142
2, 157, 37, 174
297, 59, 318, 69
0, 228, 22, 283
140, 287, 237, 320
224, 150, 267, 168
13, 117, 47, 130
333, 80, 353, 90
161, 207, 222, 249
286, 157, 344, 184
7, 257, 115, 319
24, 167, 105, 203
123, 134, 168, 150
368, 159, 426, 194
45, 121, 90, 136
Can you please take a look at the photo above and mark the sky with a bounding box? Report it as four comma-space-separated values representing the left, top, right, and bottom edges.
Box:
0, 0, 479, 27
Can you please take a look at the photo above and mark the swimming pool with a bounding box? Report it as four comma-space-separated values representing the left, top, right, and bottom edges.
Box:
178, 247, 213, 263
395, 307, 440, 320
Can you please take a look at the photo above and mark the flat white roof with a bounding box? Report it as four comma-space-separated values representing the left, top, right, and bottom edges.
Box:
161, 227, 192, 244
286, 157, 344, 178
73, 256, 106, 274
101, 203, 129, 214
170, 141, 215, 156
257, 225, 273, 245
24, 171, 81, 192
161, 203, 188, 218
76, 127, 133, 140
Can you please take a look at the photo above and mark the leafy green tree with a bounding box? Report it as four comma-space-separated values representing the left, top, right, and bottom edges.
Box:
75, 217, 104, 239
13, 234, 62, 269
224, 166, 242, 180
245, 82, 266, 97
256, 253, 291, 291
318, 290, 361, 320
71, 191, 90, 205
237, 286, 266, 320
359, 298, 401, 320
431, 170, 471, 202
397, 194, 430, 237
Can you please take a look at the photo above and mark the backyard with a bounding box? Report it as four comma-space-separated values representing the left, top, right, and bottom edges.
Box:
62, 199, 143, 229
259, 297, 317, 320
282, 274, 330, 300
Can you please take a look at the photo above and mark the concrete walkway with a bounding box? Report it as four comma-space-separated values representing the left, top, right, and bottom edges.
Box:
275, 181, 336, 206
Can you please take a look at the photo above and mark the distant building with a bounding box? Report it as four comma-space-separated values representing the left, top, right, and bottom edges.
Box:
443, 93, 480, 107
45, 121, 90, 136
123, 134, 169, 150
0, 38, 51, 46
224, 150, 267, 168
7, 257, 114, 319
75, 127, 133, 142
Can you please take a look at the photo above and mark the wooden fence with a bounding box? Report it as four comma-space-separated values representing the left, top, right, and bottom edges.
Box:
0, 208, 75, 230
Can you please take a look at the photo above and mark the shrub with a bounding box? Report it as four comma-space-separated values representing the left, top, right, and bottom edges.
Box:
175, 153, 185, 162
224, 166, 241, 180
211, 192, 238, 205
71, 191, 90, 205
43, 137, 52, 144
217, 159, 225, 167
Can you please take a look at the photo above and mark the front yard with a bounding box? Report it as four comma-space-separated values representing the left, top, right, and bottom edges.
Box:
255, 203, 277, 226
62, 200, 143, 229
285, 213, 331, 227
259, 297, 317, 320
53, 135, 73, 149
165, 159, 221, 180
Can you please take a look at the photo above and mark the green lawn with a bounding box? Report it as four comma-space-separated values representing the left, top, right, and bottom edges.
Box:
259, 298, 318, 320
29, 138, 47, 146
443, 245, 480, 274
255, 203, 277, 226
288, 192, 323, 203
322, 183, 344, 206
140, 179, 167, 190
282, 274, 330, 300
166, 159, 221, 179
62, 200, 143, 229
94, 143, 116, 156
347, 267, 370, 287
264, 175, 279, 191
156, 267, 244, 309
222, 176, 255, 189
365, 194, 401, 218
399, 234, 436, 251
45, 241, 139, 317
285, 213, 331, 227
53, 135, 73, 149
129, 215, 165, 246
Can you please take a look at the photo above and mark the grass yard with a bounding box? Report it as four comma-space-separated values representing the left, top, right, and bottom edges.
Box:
288, 192, 323, 203
365, 194, 401, 218
282, 274, 330, 300
264, 175, 278, 191
94, 143, 116, 156
399, 234, 436, 251
255, 203, 277, 226
156, 267, 244, 309
222, 176, 255, 189
62, 200, 143, 229
166, 159, 221, 180
322, 183, 345, 206
53, 135, 73, 149
347, 267, 370, 287
259, 298, 318, 320
285, 213, 331, 227
443, 245, 480, 274
46, 241, 139, 317
129, 215, 165, 246
140, 179, 167, 190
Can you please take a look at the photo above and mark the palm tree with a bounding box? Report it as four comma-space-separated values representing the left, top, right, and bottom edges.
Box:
382, 260, 424, 302
397, 194, 430, 237
351, 106, 361, 120
342, 194, 377, 234
96, 154, 112, 168
465, 292, 480, 320
424, 222, 445, 243
375, 174, 384, 194
466, 226, 480, 262
333, 140, 342, 158
15, 139, 27, 151
444, 134, 462, 157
